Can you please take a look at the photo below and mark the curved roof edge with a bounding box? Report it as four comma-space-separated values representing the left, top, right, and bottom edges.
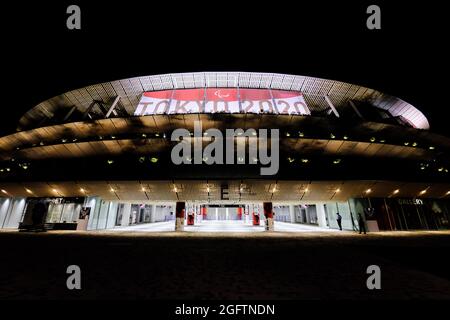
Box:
18, 72, 430, 131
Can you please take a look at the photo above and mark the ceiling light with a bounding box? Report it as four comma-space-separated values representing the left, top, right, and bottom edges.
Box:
365, 188, 372, 194
429, 146, 435, 150
370, 137, 376, 142
26, 188, 33, 194
110, 188, 115, 192
1, 189, 7, 194
419, 189, 427, 195
393, 189, 400, 194
107, 160, 114, 165
335, 188, 341, 193
80, 188, 85, 193
150, 157, 158, 163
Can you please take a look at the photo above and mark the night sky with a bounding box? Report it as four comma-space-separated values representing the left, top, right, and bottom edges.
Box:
1, 1, 448, 135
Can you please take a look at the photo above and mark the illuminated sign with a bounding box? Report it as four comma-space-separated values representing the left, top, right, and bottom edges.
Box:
397, 199, 424, 205
134, 88, 310, 116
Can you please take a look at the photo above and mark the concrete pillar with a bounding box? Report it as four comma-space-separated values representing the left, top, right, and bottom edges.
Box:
150, 204, 156, 223
175, 201, 185, 231
289, 205, 295, 223
263, 202, 274, 231
121, 203, 132, 226
316, 202, 328, 228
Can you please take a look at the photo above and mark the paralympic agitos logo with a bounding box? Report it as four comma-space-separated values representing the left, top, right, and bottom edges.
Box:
171, 121, 279, 176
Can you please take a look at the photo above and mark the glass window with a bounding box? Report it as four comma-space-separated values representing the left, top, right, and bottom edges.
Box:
46, 203, 63, 223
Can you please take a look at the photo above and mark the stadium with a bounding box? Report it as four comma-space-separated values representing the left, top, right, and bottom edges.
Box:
0, 72, 449, 233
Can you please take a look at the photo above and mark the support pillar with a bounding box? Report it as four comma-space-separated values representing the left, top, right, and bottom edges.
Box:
187, 204, 195, 225
175, 201, 185, 231
289, 205, 295, 223
237, 207, 243, 220
201, 206, 207, 220
263, 202, 274, 231
121, 203, 132, 226
150, 204, 156, 223
316, 202, 328, 228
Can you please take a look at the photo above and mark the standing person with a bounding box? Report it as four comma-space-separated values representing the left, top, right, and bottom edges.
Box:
358, 213, 367, 234
336, 212, 342, 230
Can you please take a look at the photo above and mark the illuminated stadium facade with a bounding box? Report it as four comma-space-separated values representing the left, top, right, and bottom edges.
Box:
0, 72, 449, 232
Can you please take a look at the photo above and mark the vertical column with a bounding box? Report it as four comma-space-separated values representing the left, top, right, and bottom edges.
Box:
187, 203, 195, 225
175, 201, 185, 231
120, 203, 132, 226
263, 202, 274, 231
151, 204, 156, 223
289, 205, 295, 223
237, 207, 243, 220
201, 206, 207, 220
316, 202, 328, 228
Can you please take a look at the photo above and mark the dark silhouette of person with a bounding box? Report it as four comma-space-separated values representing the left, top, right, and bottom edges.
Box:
336, 212, 342, 230
358, 213, 367, 234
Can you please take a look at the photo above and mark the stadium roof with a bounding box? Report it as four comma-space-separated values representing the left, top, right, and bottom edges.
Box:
18, 72, 430, 131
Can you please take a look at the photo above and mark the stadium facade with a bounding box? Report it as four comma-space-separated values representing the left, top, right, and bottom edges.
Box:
0, 72, 449, 232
